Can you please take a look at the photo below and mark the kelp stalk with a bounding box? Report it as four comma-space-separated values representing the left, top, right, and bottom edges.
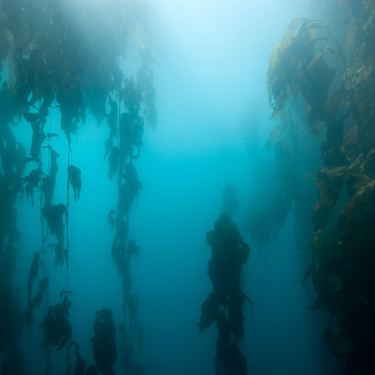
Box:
199, 214, 252, 375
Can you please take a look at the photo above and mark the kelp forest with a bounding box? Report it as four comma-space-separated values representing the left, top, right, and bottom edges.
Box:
0, 1, 155, 375
0, 1, 375, 375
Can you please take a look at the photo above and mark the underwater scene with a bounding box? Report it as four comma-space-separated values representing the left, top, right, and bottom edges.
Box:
0, 0, 375, 374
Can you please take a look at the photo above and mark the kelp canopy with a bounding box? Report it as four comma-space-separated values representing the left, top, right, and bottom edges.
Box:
0, 0, 156, 133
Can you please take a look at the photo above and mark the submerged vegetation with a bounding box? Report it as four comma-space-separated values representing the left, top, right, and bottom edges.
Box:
200, 214, 252, 375
0, 0, 155, 374
254, 1, 375, 373
0, 0, 375, 374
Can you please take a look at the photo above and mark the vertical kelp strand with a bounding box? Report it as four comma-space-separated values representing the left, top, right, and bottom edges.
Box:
46, 109, 52, 312
40, 164, 47, 320
105, 75, 146, 374
66, 142, 70, 295
66, 141, 71, 374
199, 214, 252, 375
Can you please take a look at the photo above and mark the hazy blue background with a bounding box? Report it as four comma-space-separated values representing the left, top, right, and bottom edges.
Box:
12, 1, 344, 374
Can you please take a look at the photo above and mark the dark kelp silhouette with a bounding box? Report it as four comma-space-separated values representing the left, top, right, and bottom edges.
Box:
40, 294, 72, 352
69, 341, 98, 375
91, 308, 117, 375
25, 277, 48, 332
42, 204, 66, 266
104, 67, 148, 375
68, 165, 82, 202
0, 79, 25, 374
200, 214, 252, 375
41, 146, 60, 207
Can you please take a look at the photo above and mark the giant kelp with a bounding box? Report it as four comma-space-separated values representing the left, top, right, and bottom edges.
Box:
0, 70, 25, 375
91, 308, 117, 375
199, 214, 252, 375
244, 106, 321, 251
99, 39, 149, 375
267, 17, 350, 232
0, 0, 156, 373
267, 3, 375, 373
69, 341, 98, 375
25, 276, 48, 332
106, 85, 145, 373
40, 295, 72, 352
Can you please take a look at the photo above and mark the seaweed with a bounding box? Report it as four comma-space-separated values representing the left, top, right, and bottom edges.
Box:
41, 146, 60, 207
23, 112, 44, 163
68, 165, 82, 201
200, 214, 252, 375
137, 48, 157, 128
25, 277, 48, 331
69, 341, 98, 375
40, 295, 72, 351
0, 1, 156, 373
91, 308, 117, 375
41, 204, 66, 266
22, 168, 42, 205
26, 250, 42, 300
105, 74, 146, 374
269, 4, 375, 373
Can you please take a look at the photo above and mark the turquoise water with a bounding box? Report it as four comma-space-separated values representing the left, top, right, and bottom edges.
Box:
1, 1, 346, 374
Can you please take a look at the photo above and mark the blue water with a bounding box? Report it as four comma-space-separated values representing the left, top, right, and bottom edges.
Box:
4, 1, 346, 374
